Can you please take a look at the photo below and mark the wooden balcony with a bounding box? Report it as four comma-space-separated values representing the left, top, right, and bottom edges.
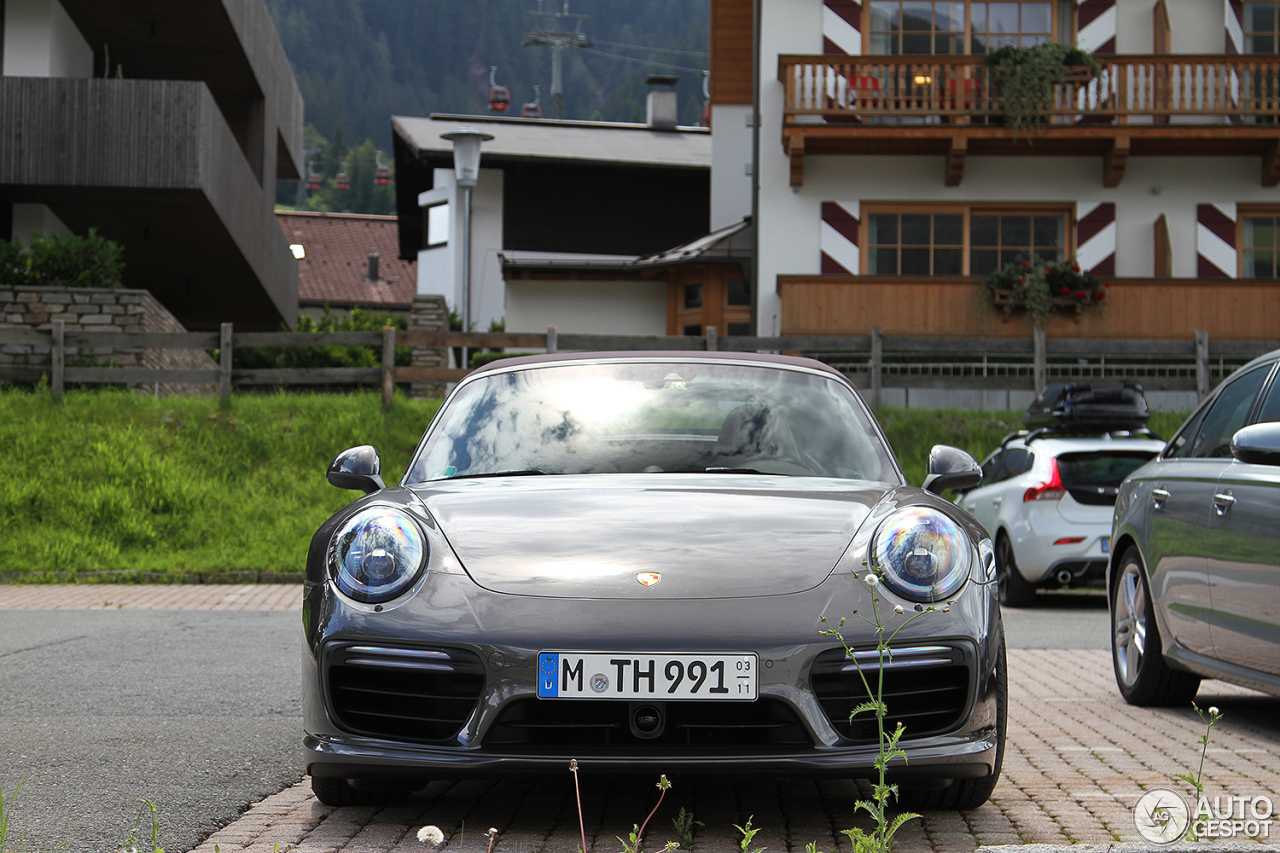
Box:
776, 275, 1280, 341
777, 54, 1280, 187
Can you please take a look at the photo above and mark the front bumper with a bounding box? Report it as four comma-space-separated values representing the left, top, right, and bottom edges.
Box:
302, 564, 1004, 785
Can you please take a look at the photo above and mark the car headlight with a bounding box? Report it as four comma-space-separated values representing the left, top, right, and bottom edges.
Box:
869, 506, 972, 602
329, 507, 427, 603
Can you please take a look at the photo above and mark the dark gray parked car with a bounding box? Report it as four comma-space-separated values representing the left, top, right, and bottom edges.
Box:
303, 352, 1006, 809
1110, 349, 1280, 705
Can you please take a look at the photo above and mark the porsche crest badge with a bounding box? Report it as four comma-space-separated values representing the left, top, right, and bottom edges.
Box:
636, 572, 661, 587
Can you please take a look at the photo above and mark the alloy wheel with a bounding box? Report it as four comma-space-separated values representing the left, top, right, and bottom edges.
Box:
1112, 561, 1147, 688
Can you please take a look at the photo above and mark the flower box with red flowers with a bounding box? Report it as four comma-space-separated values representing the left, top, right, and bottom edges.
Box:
983, 257, 1109, 324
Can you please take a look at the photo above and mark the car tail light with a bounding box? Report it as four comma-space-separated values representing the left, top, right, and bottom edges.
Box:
1053, 537, 1086, 545
1024, 459, 1067, 502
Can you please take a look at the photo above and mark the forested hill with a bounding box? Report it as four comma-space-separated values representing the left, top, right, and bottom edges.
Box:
265, 0, 710, 152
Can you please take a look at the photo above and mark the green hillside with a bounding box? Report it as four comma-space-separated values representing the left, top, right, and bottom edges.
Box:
266, 0, 711, 151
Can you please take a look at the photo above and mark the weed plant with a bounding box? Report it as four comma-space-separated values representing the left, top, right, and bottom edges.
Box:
0, 387, 439, 580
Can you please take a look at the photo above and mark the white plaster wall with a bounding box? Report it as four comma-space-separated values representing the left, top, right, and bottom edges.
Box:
755, 0, 823, 335
470, 167, 505, 330
2, 0, 92, 77
416, 166, 504, 330
417, 171, 457, 309
710, 104, 754, 230
1164, 0, 1226, 54
774, 154, 1273, 280
11, 203, 69, 240
505, 279, 668, 335
1107, 1, 1222, 54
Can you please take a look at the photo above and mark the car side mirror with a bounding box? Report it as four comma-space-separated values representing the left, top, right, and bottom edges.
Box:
327, 445, 386, 493
922, 444, 982, 494
1230, 421, 1280, 466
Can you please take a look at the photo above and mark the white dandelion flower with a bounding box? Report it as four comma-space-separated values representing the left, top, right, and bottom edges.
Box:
893, 604, 904, 615
418, 826, 446, 847
863, 573, 879, 587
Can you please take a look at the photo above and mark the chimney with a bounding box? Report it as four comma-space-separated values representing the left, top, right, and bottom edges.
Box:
367, 253, 379, 282
645, 75, 679, 130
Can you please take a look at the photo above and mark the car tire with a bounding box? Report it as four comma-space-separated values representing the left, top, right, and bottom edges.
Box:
897, 634, 1006, 811
310, 776, 413, 807
1111, 547, 1201, 707
995, 533, 1036, 608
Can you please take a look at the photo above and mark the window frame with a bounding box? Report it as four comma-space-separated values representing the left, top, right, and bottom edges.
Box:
424, 202, 450, 249
863, 0, 1063, 56
1243, 1, 1280, 55
1239, 205, 1280, 279
860, 202, 1075, 276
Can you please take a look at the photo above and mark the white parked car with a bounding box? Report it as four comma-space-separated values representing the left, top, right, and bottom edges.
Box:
958, 405, 1165, 606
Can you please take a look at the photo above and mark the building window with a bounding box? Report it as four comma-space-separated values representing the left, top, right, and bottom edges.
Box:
867, 0, 1054, 55
425, 203, 449, 248
969, 213, 1065, 275
1242, 212, 1280, 278
865, 205, 1071, 275
1245, 2, 1280, 54
868, 212, 963, 275
684, 283, 704, 308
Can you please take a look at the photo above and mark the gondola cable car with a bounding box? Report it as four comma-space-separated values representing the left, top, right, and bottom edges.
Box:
489, 66, 510, 113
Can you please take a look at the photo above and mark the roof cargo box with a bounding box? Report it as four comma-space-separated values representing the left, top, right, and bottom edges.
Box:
1024, 382, 1150, 432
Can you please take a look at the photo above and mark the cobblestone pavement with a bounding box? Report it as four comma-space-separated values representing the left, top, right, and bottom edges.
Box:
5, 585, 1278, 852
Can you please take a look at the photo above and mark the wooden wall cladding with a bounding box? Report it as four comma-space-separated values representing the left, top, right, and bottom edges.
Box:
777, 276, 1280, 341
710, 0, 753, 106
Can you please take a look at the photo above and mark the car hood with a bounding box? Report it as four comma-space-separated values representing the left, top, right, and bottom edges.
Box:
409, 474, 884, 599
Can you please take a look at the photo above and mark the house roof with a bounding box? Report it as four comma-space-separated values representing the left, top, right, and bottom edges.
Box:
277, 211, 416, 311
392, 113, 711, 169
500, 217, 753, 273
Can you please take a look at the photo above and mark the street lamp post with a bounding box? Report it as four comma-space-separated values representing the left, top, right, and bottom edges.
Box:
440, 128, 494, 372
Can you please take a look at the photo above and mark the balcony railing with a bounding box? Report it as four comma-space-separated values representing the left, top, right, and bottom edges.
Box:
779, 54, 1280, 124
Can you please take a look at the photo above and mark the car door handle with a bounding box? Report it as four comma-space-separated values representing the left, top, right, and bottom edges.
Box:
991, 497, 1003, 507
1152, 488, 1170, 509
1213, 490, 1235, 515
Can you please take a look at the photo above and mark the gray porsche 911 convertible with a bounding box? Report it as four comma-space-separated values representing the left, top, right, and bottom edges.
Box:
302, 352, 1006, 809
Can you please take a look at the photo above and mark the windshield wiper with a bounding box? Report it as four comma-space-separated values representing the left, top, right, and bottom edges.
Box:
449, 468, 554, 480
703, 467, 784, 475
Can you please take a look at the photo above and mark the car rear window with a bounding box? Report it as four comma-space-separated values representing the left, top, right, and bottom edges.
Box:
1056, 450, 1157, 505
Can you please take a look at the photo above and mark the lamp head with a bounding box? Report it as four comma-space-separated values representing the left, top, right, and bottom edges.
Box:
440, 127, 495, 188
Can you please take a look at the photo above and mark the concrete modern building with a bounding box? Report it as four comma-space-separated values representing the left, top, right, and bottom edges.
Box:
392, 111, 712, 337
709, 0, 1280, 346
0, 0, 304, 330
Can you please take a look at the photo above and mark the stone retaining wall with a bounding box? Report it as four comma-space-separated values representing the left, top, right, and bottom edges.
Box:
0, 286, 217, 395
410, 293, 449, 399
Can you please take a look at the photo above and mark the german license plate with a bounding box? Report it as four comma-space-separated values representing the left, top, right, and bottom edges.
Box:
537, 652, 757, 700
1101, 537, 1110, 554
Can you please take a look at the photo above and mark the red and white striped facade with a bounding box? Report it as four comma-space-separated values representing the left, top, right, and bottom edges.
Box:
820, 201, 860, 275
1075, 202, 1116, 277
1197, 203, 1238, 279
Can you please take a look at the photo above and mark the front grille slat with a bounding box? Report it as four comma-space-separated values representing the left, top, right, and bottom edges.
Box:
326, 643, 485, 743
485, 699, 812, 752
810, 645, 972, 744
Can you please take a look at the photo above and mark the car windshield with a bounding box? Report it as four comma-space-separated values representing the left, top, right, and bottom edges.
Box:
406, 361, 898, 483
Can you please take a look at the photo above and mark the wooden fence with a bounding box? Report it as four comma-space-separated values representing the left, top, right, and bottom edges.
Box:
1, 322, 1276, 409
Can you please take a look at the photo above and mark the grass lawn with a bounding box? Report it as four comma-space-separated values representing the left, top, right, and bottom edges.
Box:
0, 387, 1190, 582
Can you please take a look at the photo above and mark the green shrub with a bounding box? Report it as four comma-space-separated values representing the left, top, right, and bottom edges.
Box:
232, 306, 412, 369
0, 228, 124, 288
